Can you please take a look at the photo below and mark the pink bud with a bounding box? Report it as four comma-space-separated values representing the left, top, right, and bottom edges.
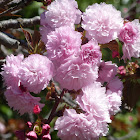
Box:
120, 69, 126, 75
118, 66, 126, 75
112, 51, 119, 58
42, 134, 51, 140
42, 124, 50, 135
26, 121, 32, 128
26, 131, 37, 140
118, 66, 125, 71
33, 105, 41, 114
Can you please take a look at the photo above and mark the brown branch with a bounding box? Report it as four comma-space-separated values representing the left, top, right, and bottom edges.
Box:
0, 32, 28, 50
0, 32, 20, 49
0, 16, 40, 31
44, 89, 67, 124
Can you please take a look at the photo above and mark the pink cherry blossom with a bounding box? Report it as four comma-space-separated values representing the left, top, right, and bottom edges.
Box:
106, 90, 122, 115
46, 26, 82, 68
119, 20, 140, 44
54, 55, 98, 90
55, 109, 109, 140
119, 20, 140, 61
76, 82, 111, 123
40, 0, 81, 29
107, 77, 123, 94
1, 54, 24, 88
82, 3, 123, 44
18, 54, 55, 94
122, 43, 140, 61
40, 26, 53, 45
98, 61, 118, 83
80, 40, 102, 66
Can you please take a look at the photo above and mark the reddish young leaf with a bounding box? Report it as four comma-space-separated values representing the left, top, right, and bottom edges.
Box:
21, 26, 32, 46
20, 26, 34, 53
100, 40, 120, 58
123, 80, 140, 109
32, 30, 41, 47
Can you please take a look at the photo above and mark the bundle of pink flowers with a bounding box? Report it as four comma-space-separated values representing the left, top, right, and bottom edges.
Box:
1, 0, 140, 139
1, 54, 55, 115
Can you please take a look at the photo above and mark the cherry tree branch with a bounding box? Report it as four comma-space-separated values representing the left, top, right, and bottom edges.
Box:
0, 32, 20, 49
0, 16, 40, 31
0, 16, 40, 49
0, 32, 28, 49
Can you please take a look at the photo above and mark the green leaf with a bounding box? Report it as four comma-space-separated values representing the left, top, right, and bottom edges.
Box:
0, 105, 13, 118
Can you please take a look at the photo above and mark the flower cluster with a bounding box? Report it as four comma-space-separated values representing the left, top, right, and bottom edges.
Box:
16, 119, 51, 140
1, 54, 54, 114
1, 0, 140, 139
39, 0, 127, 139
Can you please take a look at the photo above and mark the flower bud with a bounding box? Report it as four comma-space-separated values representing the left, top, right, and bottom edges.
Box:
112, 51, 119, 58
26, 121, 32, 128
33, 105, 40, 114
42, 134, 51, 140
42, 124, 50, 135
26, 131, 37, 140
118, 66, 126, 75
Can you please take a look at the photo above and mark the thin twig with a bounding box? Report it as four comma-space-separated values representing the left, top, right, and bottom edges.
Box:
53, 80, 77, 108
45, 89, 67, 124
0, 16, 40, 31
62, 95, 77, 108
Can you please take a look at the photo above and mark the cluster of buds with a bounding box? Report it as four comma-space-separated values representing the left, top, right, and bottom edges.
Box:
26, 123, 51, 140
126, 62, 139, 75
118, 61, 139, 76
15, 105, 51, 140
118, 66, 126, 76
